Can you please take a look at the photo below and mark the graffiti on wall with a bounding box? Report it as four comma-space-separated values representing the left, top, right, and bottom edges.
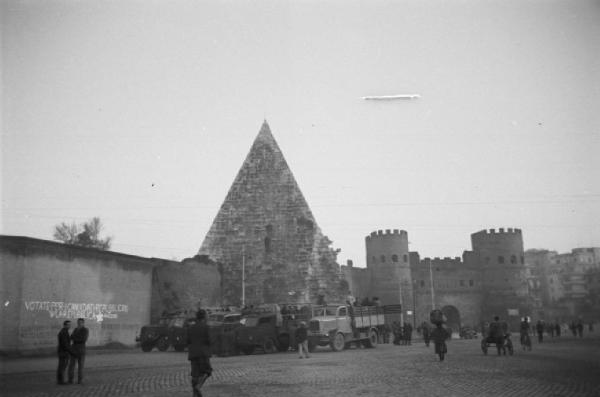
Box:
24, 301, 128, 322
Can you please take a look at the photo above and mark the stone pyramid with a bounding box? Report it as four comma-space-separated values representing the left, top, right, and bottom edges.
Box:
198, 121, 347, 306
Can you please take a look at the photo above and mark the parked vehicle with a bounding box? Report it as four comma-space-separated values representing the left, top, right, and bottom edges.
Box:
234, 303, 312, 355
207, 311, 242, 356
307, 304, 387, 352
137, 311, 193, 352
459, 326, 478, 339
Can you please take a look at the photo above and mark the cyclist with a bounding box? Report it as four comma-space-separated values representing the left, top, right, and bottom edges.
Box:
520, 317, 532, 351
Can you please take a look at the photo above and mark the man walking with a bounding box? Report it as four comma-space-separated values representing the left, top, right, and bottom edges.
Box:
536, 320, 544, 343
68, 318, 89, 384
295, 321, 310, 358
187, 309, 212, 397
57, 320, 74, 385
422, 322, 431, 347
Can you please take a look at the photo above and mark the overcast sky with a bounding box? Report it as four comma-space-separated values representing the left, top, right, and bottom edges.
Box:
2, 0, 599, 266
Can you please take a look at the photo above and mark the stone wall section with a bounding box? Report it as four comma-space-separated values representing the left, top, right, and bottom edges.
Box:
150, 255, 221, 322
0, 236, 153, 354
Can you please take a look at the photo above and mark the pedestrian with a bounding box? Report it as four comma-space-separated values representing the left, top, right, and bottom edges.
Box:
56, 320, 75, 385
589, 322, 594, 333
68, 318, 88, 384
430, 323, 450, 361
519, 318, 532, 351
570, 321, 577, 337
489, 316, 506, 355
404, 322, 413, 345
187, 309, 212, 397
535, 320, 544, 343
295, 321, 310, 358
422, 322, 431, 347
548, 323, 555, 338
576, 320, 584, 338
555, 322, 561, 337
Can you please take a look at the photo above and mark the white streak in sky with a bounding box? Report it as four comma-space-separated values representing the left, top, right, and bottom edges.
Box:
362, 94, 420, 100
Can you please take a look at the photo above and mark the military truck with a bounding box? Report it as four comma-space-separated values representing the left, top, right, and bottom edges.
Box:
307, 304, 387, 352
234, 303, 312, 355
137, 311, 193, 352
207, 311, 242, 356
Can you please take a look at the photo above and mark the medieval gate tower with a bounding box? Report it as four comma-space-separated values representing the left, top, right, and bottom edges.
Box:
365, 229, 413, 310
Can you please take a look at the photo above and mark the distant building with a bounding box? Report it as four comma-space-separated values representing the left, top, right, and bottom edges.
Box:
525, 247, 600, 320
343, 228, 532, 331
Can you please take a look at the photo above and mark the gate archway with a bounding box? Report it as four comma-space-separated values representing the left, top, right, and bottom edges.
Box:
441, 305, 461, 335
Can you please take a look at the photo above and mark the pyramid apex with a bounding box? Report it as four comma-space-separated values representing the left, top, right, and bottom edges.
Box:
255, 119, 277, 146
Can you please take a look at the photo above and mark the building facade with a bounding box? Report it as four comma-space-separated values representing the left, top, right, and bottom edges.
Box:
343, 228, 531, 331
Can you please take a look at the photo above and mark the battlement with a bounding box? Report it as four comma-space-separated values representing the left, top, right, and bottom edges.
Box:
421, 256, 463, 266
473, 228, 522, 236
365, 229, 407, 240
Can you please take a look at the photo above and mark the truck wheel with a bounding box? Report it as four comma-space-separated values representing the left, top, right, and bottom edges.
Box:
277, 334, 290, 352
156, 337, 169, 352
330, 332, 345, 352
141, 342, 154, 352
174, 344, 185, 352
364, 329, 378, 348
263, 339, 277, 354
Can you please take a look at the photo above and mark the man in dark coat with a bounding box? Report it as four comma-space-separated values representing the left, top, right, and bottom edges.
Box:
404, 323, 413, 345
535, 320, 544, 343
187, 309, 212, 397
422, 322, 431, 347
57, 320, 74, 385
430, 323, 450, 361
68, 318, 89, 384
295, 321, 309, 358
489, 316, 506, 355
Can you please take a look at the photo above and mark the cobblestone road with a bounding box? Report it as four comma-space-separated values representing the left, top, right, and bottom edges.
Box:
2, 333, 599, 397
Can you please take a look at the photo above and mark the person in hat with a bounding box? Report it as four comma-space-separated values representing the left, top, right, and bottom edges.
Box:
295, 321, 310, 358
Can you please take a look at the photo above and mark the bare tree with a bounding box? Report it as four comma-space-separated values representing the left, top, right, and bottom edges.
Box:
53, 217, 112, 250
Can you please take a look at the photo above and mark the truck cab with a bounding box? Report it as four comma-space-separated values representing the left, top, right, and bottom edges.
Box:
308, 304, 385, 352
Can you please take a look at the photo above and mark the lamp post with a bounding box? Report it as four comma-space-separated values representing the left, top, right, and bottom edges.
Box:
242, 245, 246, 308
429, 258, 435, 310
413, 279, 417, 328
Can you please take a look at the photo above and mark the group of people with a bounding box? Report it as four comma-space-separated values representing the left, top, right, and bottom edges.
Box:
532, 319, 591, 342
56, 318, 89, 385
391, 321, 413, 345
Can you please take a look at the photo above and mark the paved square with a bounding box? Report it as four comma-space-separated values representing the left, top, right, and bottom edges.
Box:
1, 333, 599, 397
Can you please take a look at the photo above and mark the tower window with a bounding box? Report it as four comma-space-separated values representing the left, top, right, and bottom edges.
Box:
380, 255, 386, 263
403, 254, 408, 263
391, 254, 398, 262
420, 280, 425, 287
510, 255, 517, 264
498, 256, 505, 264
469, 280, 474, 287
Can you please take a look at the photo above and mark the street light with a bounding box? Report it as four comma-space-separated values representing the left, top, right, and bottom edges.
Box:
429, 259, 435, 310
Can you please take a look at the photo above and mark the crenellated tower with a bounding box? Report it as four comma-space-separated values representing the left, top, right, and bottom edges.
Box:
365, 229, 413, 312
471, 228, 530, 325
